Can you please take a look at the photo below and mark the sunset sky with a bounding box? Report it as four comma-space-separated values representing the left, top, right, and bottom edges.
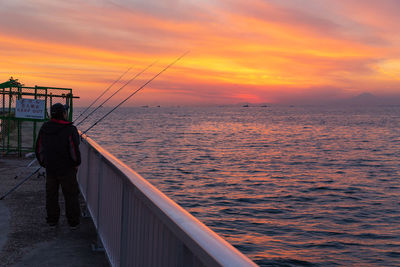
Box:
0, 0, 399, 106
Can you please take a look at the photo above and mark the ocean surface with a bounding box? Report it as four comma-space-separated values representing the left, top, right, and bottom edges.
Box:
75, 105, 400, 266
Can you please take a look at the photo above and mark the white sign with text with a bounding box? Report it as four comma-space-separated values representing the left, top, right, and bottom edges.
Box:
15, 99, 45, 119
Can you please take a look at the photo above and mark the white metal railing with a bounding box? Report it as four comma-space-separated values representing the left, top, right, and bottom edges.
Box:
77, 134, 257, 267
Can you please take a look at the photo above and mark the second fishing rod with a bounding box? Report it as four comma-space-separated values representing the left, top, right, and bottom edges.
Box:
73, 66, 133, 124
75, 60, 157, 127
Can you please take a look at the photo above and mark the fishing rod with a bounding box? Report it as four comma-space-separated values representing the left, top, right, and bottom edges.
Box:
82, 51, 189, 135
73, 66, 133, 124
0, 166, 41, 200
75, 61, 157, 127
14, 158, 37, 179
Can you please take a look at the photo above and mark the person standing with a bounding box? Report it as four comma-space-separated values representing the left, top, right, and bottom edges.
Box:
35, 103, 81, 229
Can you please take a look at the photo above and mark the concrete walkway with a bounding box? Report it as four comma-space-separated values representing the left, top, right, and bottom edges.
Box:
0, 156, 109, 267
0, 201, 10, 252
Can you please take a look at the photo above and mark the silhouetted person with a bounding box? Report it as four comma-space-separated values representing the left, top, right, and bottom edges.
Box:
35, 103, 81, 229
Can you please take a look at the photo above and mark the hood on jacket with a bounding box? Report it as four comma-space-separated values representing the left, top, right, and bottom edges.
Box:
40, 119, 73, 135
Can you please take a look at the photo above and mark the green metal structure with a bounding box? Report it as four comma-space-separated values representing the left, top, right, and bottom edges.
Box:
0, 77, 79, 156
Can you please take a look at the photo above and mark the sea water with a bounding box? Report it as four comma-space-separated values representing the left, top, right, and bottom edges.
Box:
75, 106, 400, 266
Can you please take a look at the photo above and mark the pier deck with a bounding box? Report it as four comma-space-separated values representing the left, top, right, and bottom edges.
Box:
0, 156, 109, 267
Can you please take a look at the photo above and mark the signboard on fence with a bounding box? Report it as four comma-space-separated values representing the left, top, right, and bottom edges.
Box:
15, 98, 45, 120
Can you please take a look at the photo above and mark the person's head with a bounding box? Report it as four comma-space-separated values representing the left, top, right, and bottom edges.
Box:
50, 103, 68, 120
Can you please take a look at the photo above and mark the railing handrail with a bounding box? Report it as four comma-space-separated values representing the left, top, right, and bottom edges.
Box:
80, 133, 257, 266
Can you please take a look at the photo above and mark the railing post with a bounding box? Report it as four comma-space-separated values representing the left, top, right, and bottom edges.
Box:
120, 179, 129, 267
97, 153, 103, 228
92, 152, 105, 252
85, 144, 91, 198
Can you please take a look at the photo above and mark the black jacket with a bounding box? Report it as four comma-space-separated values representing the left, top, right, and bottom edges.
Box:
35, 119, 81, 175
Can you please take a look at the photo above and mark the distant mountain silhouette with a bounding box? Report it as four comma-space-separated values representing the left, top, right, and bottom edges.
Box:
346, 92, 379, 105
333, 92, 400, 106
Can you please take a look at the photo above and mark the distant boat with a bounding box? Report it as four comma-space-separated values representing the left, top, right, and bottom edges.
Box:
242, 104, 249, 107
141, 105, 149, 108
261, 105, 268, 107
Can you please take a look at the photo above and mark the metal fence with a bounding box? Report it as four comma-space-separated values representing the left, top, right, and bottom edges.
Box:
0, 78, 78, 155
77, 134, 257, 267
